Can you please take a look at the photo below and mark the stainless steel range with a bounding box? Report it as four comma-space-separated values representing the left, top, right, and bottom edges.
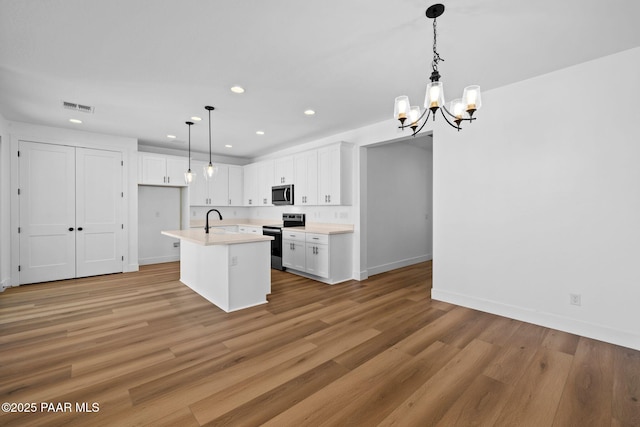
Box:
262, 213, 305, 270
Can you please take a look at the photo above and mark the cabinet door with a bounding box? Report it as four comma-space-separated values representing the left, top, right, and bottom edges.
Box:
257, 160, 274, 205
76, 148, 123, 278
282, 240, 295, 269
209, 164, 229, 206
283, 240, 306, 270
294, 150, 318, 205
228, 166, 243, 206
243, 163, 258, 206
188, 160, 209, 205
165, 156, 188, 186
19, 141, 76, 284
306, 243, 329, 278
274, 156, 294, 185
140, 154, 167, 185
317, 145, 341, 205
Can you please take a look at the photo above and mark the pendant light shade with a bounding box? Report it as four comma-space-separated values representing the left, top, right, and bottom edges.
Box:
204, 106, 217, 181
424, 81, 444, 111
184, 121, 195, 184
462, 85, 481, 115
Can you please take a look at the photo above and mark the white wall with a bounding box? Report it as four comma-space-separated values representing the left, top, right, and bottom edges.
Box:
432, 47, 640, 351
5, 121, 139, 287
138, 186, 182, 265
0, 114, 10, 291
366, 139, 433, 275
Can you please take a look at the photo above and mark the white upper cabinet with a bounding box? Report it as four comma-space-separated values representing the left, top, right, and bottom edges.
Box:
188, 160, 208, 205
257, 160, 274, 205
209, 164, 229, 206
239, 141, 352, 207
228, 165, 243, 206
188, 163, 243, 207
294, 150, 318, 205
139, 153, 188, 186
317, 142, 353, 205
273, 156, 294, 185
243, 163, 258, 206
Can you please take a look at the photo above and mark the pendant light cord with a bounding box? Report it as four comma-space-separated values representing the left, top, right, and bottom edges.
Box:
432, 17, 444, 73
208, 108, 212, 164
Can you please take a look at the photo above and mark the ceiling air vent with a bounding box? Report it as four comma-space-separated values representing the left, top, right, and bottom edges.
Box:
62, 101, 95, 113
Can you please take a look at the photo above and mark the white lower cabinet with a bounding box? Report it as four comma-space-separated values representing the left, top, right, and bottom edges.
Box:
282, 231, 306, 271
305, 239, 329, 278
283, 231, 352, 284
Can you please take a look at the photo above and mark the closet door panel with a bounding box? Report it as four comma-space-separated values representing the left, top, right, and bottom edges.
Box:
75, 148, 123, 278
18, 141, 76, 284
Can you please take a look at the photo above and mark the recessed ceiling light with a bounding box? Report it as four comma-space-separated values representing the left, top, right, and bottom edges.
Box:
191, 116, 202, 121
69, 118, 82, 124
225, 144, 232, 148
304, 109, 315, 116
256, 130, 265, 135
167, 134, 177, 139
230, 86, 245, 94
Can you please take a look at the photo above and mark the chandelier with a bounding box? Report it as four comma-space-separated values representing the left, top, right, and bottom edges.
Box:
394, 4, 481, 135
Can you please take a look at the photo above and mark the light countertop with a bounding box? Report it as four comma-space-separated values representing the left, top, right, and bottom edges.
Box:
285, 224, 354, 235
189, 218, 354, 235
162, 229, 274, 246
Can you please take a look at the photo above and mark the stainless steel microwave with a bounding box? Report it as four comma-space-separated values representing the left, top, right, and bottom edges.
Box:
272, 184, 294, 205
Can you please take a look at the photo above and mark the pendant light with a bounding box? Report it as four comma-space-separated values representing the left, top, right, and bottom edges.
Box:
394, 4, 481, 134
184, 121, 195, 184
204, 105, 217, 180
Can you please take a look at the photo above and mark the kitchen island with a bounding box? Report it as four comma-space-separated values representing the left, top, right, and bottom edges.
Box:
161, 229, 273, 312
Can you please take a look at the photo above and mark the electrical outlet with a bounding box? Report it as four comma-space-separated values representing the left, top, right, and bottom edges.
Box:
570, 293, 581, 306
230, 256, 238, 266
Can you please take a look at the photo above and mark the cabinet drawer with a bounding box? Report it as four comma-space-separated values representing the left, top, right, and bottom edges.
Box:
239, 226, 261, 234
283, 230, 306, 242
305, 233, 328, 245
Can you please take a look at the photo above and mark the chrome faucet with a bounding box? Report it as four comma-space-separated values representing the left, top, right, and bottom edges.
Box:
205, 209, 223, 234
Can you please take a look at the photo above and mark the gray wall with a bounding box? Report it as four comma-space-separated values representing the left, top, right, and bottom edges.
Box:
366, 138, 433, 276
138, 186, 182, 265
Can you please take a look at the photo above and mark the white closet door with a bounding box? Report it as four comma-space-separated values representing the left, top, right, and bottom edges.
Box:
19, 141, 76, 284
75, 148, 123, 278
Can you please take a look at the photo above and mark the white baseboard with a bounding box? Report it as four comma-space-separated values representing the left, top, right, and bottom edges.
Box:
367, 254, 432, 277
0, 278, 10, 292
138, 256, 179, 266
432, 288, 640, 351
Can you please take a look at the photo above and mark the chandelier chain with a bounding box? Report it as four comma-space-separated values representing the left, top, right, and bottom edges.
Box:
432, 17, 444, 72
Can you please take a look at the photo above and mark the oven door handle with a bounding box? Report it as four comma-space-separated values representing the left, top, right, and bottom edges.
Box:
263, 229, 282, 235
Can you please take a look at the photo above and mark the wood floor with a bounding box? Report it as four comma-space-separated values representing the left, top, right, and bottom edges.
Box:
1, 262, 639, 426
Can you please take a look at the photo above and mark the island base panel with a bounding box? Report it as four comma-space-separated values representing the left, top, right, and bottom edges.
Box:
179, 240, 271, 312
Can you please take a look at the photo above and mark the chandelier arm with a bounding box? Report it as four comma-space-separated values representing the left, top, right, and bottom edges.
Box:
438, 108, 462, 130
410, 110, 433, 136
442, 104, 477, 122
397, 107, 431, 130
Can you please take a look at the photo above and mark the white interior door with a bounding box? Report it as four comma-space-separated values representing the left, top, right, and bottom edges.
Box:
19, 141, 76, 284
76, 148, 123, 278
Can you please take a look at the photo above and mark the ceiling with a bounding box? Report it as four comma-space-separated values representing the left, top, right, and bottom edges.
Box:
1, 0, 638, 159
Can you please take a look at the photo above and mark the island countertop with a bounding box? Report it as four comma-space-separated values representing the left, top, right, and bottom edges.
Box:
189, 219, 354, 235
162, 229, 274, 246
